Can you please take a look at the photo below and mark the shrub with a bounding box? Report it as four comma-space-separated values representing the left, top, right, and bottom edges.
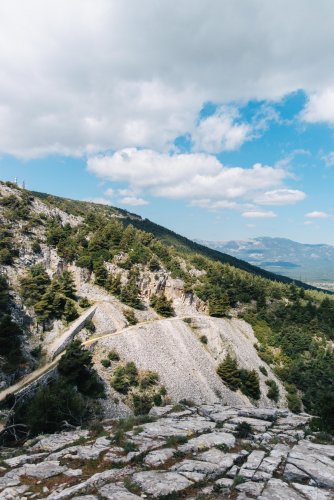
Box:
123, 308, 138, 325
101, 359, 111, 368
139, 370, 159, 389
200, 335, 208, 344
85, 318, 96, 333
236, 421, 252, 438
259, 365, 268, 376
111, 362, 138, 394
150, 293, 174, 317
79, 297, 91, 308
108, 349, 120, 361
266, 379, 279, 402
31, 240, 41, 253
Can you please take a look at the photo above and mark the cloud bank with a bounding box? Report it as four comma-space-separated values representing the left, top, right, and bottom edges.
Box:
1, 0, 334, 158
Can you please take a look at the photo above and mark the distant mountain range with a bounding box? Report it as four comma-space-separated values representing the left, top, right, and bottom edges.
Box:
195, 237, 334, 285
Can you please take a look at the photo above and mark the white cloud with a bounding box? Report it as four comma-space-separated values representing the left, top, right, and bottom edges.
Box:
87, 148, 303, 212
1, 1, 334, 157
301, 89, 334, 124
104, 188, 114, 197
256, 189, 306, 205
305, 211, 329, 218
242, 211, 277, 219
119, 196, 148, 206
191, 107, 250, 153
85, 197, 111, 205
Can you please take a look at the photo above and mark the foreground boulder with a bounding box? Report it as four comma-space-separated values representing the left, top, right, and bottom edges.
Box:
0, 403, 333, 499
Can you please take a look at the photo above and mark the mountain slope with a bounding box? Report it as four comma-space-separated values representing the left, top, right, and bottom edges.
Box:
31, 190, 321, 291
0, 180, 334, 440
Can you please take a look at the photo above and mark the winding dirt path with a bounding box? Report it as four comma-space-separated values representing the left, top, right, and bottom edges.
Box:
0, 305, 198, 402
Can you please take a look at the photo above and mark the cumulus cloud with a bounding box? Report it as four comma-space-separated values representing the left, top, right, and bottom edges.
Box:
1, 1, 334, 157
256, 189, 306, 205
191, 107, 250, 153
119, 196, 148, 206
301, 89, 334, 124
242, 211, 277, 219
305, 211, 329, 218
87, 148, 300, 212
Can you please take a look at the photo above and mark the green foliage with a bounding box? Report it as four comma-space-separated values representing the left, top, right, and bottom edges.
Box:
93, 259, 108, 287
285, 384, 302, 413
63, 300, 78, 322
31, 240, 41, 253
119, 271, 142, 309
199, 335, 208, 344
111, 361, 162, 415
123, 308, 138, 325
20, 266, 78, 327
266, 379, 279, 402
108, 349, 120, 361
0, 228, 19, 265
217, 354, 240, 391
101, 359, 111, 368
58, 340, 105, 398
217, 354, 261, 400
259, 365, 268, 376
0, 274, 25, 372
150, 293, 174, 317
111, 362, 138, 394
236, 421, 252, 438
79, 297, 91, 308
239, 369, 261, 400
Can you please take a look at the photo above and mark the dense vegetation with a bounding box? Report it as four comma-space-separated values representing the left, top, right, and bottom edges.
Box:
217, 354, 261, 400
110, 360, 166, 415
20, 266, 79, 328
0, 275, 25, 373
3, 341, 104, 441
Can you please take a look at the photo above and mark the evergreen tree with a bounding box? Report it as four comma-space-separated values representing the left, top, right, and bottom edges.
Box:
150, 294, 174, 317
63, 300, 78, 322
208, 292, 229, 317
93, 259, 108, 287
239, 369, 261, 400
217, 354, 240, 391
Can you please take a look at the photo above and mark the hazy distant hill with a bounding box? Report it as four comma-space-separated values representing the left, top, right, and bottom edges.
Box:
196, 236, 334, 283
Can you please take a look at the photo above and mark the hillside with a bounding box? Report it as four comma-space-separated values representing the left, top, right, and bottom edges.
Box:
197, 236, 334, 286
0, 180, 334, 450
30, 190, 321, 291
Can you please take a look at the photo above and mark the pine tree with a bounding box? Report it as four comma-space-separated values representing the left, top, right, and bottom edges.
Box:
239, 369, 261, 400
217, 354, 240, 391
150, 294, 174, 317
208, 292, 229, 317
63, 300, 78, 322
93, 259, 108, 287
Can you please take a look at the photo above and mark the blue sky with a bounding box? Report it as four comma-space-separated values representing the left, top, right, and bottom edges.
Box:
1, 1, 334, 244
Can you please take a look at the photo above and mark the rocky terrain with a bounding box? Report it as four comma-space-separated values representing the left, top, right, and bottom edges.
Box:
0, 403, 333, 499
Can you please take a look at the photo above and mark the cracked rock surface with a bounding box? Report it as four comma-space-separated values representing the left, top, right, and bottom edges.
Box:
0, 403, 333, 499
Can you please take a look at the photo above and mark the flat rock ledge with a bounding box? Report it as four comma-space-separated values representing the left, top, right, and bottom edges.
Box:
0, 404, 333, 499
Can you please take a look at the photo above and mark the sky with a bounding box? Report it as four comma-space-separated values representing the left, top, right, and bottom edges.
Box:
1, 1, 334, 244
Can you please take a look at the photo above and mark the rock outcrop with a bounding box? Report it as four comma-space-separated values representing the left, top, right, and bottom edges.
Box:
0, 403, 333, 499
